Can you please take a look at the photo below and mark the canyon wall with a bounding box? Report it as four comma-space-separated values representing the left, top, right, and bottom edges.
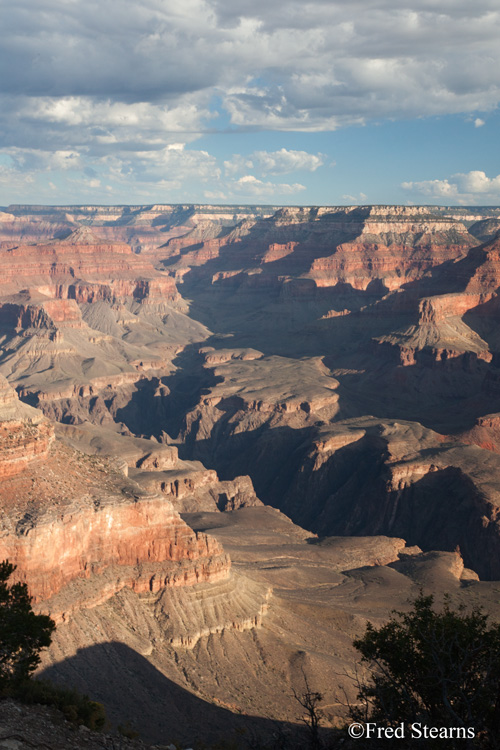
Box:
0, 377, 231, 623
3, 203, 500, 740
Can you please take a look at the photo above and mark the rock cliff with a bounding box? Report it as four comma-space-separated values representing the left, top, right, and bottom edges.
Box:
179, 360, 500, 580
159, 205, 477, 297
0, 379, 231, 623
0, 227, 209, 423
0, 226, 179, 302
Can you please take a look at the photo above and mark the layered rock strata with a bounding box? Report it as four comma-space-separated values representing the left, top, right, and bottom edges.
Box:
0, 373, 54, 478
0, 228, 209, 423
56, 420, 263, 513
0, 227, 179, 302
176, 355, 500, 580
0, 204, 276, 255
0, 380, 230, 622
159, 205, 477, 297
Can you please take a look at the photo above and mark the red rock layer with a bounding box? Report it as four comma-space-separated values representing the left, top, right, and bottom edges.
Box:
157, 206, 478, 300
308, 241, 470, 292
1, 493, 229, 605
0, 299, 85, 329
0, 227, 179, 303
0, 420, 54, 479
0, 381, 230, 613
456, 414, 500, 454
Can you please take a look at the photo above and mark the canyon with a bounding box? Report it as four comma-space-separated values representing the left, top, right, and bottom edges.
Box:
2, 202, 500, 744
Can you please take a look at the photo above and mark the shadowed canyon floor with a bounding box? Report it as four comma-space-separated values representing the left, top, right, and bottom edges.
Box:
2, 203, 500, 744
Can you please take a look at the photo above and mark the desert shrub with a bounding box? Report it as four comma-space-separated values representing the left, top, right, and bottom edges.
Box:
118, 720, 140, 738
0, 559, 106, 731
13, 677, 107, 731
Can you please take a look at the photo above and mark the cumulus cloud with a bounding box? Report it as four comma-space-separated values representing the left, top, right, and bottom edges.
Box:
342, 192, 368, 204
402, 170, 500, 204
224, 148, 325, 176
2, 2, 500, 138
0, 140, 308, 204
3, 147, 83, 172
233, 175, 305, 196
474, 118, 485, 127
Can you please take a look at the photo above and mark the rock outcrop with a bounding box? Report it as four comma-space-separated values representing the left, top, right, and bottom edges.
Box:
0, 374, 54, 478
55, 420, 263, 513
179, 372, 500, 580
0, 226, 179, 302
0, 380, 230, 622
0, 204, 277, 255
159, 206, 477, 297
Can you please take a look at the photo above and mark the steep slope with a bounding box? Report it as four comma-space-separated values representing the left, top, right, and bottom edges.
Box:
0, 378, 279, 742
4, 203, 500, 744
161, 205, 476, 295
0, 226, 178, 299
0, 204, 277, 254
56, 419, 263, 513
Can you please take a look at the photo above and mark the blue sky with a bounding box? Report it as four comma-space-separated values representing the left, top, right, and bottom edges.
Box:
1, 0, 500, 206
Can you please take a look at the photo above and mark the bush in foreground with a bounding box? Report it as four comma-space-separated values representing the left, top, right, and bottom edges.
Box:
351, 594, 500, 748
13, 678, 107, 731
0, 560, 106, 731
0, 560, 55, 690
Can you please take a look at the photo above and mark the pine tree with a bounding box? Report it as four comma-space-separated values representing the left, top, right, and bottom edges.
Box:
351, 594, 500, 748
0, 560, 55, 691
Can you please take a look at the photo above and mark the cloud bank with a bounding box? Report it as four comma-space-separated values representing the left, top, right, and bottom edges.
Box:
1, 0, 499, 201
402, 171, 500, 204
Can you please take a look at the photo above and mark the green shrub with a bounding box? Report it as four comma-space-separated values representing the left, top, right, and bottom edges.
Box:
12, 678, 107, 731
118, 720, 140, 739
0, 560, 106, 732
351, 594, 500, 748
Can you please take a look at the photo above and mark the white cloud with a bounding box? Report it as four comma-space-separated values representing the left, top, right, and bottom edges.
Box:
474, 117, 485, 127
402, 170, 500, 204
342, 192, 368, 204
233, 174, 306, 197
1, 147, 84, 174
1, 1, 500, 146
224, 148, 324, 176
0, 139, 312, 204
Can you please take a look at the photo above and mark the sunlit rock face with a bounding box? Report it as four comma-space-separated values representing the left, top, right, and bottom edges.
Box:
0, 226, 179, 302
0, 376, 230, 621
0, 374, 54, 478
156, 205, 478, 294
0, 225, 211, 426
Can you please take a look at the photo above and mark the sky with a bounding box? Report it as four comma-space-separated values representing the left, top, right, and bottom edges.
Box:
1, 0, 500, 207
